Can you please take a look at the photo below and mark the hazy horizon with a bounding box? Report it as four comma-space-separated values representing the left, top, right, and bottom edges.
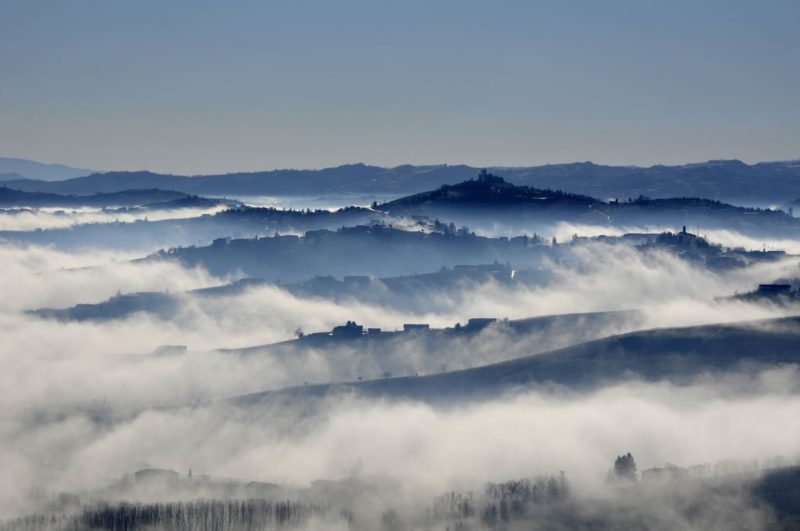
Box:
2, 2, 800, 529
3, 154, 800, 178
2, 0, 798, 174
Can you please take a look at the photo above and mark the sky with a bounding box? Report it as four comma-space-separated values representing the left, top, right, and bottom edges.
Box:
0, 0, 798, 174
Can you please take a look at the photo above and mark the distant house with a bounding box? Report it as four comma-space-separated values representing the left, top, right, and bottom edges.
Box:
476, 168, 504, 185
403, 323, 430, 332
332, 320, 364, 337
656, 227, 710, 251
465, 318, 497, 330
367, 327, 382, 335
641, 464, 689, 483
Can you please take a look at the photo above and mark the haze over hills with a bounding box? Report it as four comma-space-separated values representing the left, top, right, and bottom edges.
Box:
5, 169, 798, 254
5, 169, 800, 528
4, 160, 800, 531
152, 222, 788, 283
0, 204, 376, 252
3, 158, 800, 205
0, 156, 95, 181
153, 225, 545, 281
30, 228, 792, 323
235, 317, 800, 404
0, 187, 238, 209
379, 171, 800, 237
5, 0, 800, 527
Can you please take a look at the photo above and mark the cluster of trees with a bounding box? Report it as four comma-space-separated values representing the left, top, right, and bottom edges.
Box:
0, 475, 572, 531
480, 475, 570, 528
421, 474, 571, 530
431, 219, 474, 237
426, 491, 476, 522
610, 452, 638, 484
0, 500, 350, 531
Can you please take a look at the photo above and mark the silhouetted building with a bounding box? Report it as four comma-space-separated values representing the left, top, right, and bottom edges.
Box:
403, 323, 430, 332
641, 464, 689, 483
332, 320, 364, 337
367, 327, 382, 335
476, 168, 504, 185
656, 228, 708, 251
465, 318, 497, 330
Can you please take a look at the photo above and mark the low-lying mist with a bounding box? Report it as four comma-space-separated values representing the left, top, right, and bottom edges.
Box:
0, 205, 229, 232
2, 369, 799, 526
478, 221, 800, 254
2, 224, 800, 527
2, 238, 798, 412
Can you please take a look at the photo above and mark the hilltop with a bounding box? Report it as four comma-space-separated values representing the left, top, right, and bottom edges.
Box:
378, 171, 800, 237
382, 169, 597, 208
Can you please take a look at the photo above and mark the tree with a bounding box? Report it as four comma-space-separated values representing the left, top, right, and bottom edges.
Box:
499, 499, 510, 523
610, 452, 638, 483
481, 504, 498, 528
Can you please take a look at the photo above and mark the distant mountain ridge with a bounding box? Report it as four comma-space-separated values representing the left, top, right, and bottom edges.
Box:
3, 159, 800, 204
0, 156, 94, 181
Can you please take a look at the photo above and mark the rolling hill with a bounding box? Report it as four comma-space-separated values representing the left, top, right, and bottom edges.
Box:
233, 317, 800, 404
3, 159, 800, 204
378, 171, 800, 237
0, 187, 223, 208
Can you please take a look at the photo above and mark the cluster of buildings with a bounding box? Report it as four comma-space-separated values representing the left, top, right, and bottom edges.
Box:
330, 321, 380, 337
304, 317, 500, 341
732, 282, 800, 303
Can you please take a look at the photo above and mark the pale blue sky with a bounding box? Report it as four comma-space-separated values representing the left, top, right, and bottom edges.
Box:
1, 0, 798, 174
